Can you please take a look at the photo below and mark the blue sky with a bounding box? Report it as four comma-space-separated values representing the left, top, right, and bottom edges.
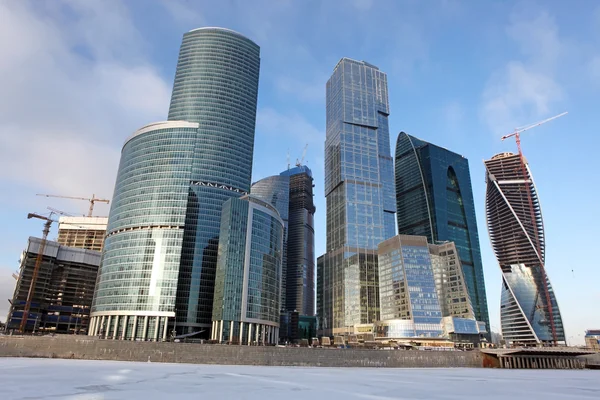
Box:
0, 0, 598, 344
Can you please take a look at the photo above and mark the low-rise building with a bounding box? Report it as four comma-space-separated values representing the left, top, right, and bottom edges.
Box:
585, 330, 600, 350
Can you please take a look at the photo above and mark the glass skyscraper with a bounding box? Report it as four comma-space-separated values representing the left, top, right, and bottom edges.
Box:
211, 195, 284, 345
484, 152, 565, 346
251, 175, 290, 311
90, 27, 260, 341
251, 165, 316, 316
167, 28, 260, 334
318, 59, 396, 337
394, 132, 490, 334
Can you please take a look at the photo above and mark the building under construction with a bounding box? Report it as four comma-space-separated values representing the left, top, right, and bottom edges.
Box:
6, 237, 101, 334
484, 153, 565, 346
56, 216, 108, 252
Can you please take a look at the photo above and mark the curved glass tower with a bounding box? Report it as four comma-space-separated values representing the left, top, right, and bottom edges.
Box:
394, 132, 490, 335
90, 27, 260, 340
90, 121, 200, 340
484, 152, 565, 346
167, 28, 260, 334
211, 195, 284, 345
251, 175, 290, 309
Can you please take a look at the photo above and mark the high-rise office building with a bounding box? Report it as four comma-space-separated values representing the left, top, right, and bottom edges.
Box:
252, 166, 315, 343
484, 152, 565, 346
394, 132, 490, 333
211, 195, 284, 345
280, 166, 315, 316
8, 237, 100, 334
57, 216, 108, 252
90, 27, 260, 341
318, 59, 396, 337
250, 175, 289, 310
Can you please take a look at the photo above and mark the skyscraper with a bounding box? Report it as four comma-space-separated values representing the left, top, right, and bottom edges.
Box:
250, 175, 289, 310
211, 195, 284, 345
280, 166, 315, 316
168, 27, 260, 335
90, 27, 260, 341
484, 152, 565, 346
394, 132, 490, 333
318, 59, 396, 337
251, 166, 316, 315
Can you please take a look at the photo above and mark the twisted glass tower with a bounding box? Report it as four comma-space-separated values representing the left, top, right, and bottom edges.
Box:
318, 59, 396, 337
484, 152, 565, 346
394, 132, 490, 334
90, 27, 260, 340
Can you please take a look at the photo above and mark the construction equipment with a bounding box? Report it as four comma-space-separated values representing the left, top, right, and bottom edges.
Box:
20, 212, 56, 333
36, 193, 109, 217
501, 111, 567, 346
296, 144, 308, 167
47, 206, 75, 217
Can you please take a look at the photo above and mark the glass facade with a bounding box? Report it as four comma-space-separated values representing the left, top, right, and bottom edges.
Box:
429, 242, 475, 319
251, 175, 290, 311
211, 196, 283, 345
90, 121, 199, 341
280, 166, 315, 316
394, 132, 490, 334
377, 235, 442, 337
166, 28, 260, 333
319, 58, 396, 336
485, 153, 565, 346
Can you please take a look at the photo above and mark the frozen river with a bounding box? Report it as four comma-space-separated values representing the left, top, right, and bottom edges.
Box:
1, 358, 598, 399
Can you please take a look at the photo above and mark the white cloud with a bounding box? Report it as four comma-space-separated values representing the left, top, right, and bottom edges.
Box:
481, 10, 564, 135
0, 0, 170, 199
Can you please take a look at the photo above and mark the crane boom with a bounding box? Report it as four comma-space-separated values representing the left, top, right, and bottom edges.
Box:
296, 144, 308, 167
20, 212, 56, 333
501, 112, 568, 141
36, 193, 110, 217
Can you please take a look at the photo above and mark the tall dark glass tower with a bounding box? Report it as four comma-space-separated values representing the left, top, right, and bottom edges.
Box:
280, 166, 315, 316
90, 27, 260, 341
484, 152, 565, 346
394, 132, 490, 333
318, 59, 396, 337
168, 28, 260, 334
251, 165, 316, 317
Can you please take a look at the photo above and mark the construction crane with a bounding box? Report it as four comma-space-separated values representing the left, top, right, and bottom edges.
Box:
36, 193, 109, 217
20, 212, 56, 333
296, 144, 308, 167
501, 111, 567, 346
47, 206, 75, 217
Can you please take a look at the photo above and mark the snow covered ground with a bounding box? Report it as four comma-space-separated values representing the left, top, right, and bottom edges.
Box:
1, 358, 598, 399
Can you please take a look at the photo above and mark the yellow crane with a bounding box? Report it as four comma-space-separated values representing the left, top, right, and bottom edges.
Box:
36, 193, 109, 217
20, 212, 56, 333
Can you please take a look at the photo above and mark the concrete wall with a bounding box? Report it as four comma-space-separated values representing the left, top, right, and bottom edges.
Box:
0, 336, 483, 368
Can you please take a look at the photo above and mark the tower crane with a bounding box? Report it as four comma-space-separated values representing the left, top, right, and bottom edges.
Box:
20, 212, 57, 333
296, 144, 308, 167
500, 111, 567, 346
36, 193, 109, 217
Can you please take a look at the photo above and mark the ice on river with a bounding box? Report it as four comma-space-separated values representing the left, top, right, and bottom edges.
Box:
1, 357, 598, 399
